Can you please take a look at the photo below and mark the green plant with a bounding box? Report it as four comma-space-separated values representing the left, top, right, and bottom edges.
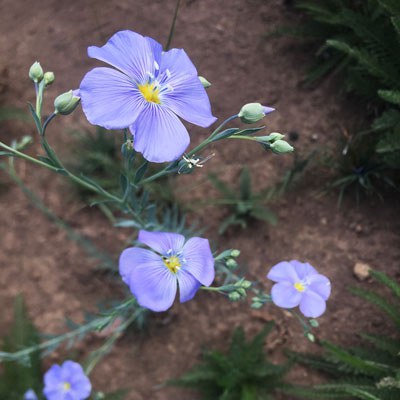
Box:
0, 295, 42, 399
208, 167, 277, 234
285, 269, 400, 399
282, 0, 400, 197
170, 323, 291, 400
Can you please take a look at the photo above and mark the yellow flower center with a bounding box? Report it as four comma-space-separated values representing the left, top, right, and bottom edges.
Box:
62, 382, 71, 391
138, 82, 161, 104
294, 282, 306, 292
163, 255, 181, 274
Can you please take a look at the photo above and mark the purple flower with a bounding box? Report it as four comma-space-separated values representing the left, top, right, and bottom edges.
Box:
43, 360, 91, 400
79, 30, 216, 163
119, 230, 215, 312
267, 260, 331, 318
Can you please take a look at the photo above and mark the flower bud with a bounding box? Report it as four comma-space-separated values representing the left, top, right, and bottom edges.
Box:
251, 301, 263, 309
54, 90, 80, 115
230, 249, 240, 258
237, 288, 246, 297
241, 280, 252, 289
29, 61, 44, 83
43, 71, 55, 86
238, 103, 275, 124
226, 258, 238, 269
16, 135, 33, 151
228, 292, 241, 301
199, 76, 211, 88
270, 140, 294, 154
268, 132, 285, 142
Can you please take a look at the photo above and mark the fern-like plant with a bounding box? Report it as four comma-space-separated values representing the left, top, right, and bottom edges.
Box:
170, 322, 291, 400
283, 0, 400, 197
285, 269, 400, 399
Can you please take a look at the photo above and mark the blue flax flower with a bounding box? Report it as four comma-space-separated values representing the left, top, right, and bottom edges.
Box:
43, 360, 91, 400
80, 30, 216, 163
267, 260, 331, 318
119, 230, 215, 311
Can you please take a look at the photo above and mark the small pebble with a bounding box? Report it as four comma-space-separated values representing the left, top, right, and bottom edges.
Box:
353, 262, 371, 281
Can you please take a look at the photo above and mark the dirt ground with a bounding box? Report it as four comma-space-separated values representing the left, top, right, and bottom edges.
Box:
0, 0, 399, 399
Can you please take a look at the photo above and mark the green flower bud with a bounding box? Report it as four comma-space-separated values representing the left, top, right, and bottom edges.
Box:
238, 103, 275, 124
306, 332, 315, 343
16, 135, 33, 151
270, 140, 294, 154
251, 301, 263, 309
237, 288, 246, 297
54, 90, 80, 115
29, 61, 44, 83
241, 280, 252, 289
267, 132, 285, 142
199, 76, 211, 88
230, 249, 240, 258
228, 291, 241, 302
309, 319, 319, 328
226, 258, 238, 269
43, 71, 55, 86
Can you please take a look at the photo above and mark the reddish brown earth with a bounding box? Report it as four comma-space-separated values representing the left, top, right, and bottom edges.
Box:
0, 0, 399, 399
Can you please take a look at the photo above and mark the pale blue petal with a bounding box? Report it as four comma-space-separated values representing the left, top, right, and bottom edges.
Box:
267, 261, 299, 284
162, 74, 217, 127
119, 247, 159, 285
24, 389, 38, 400
119, 247, 177, 312
138, 230, 185, 255
181, 237, 215, 286
146, 36, 162, 69
160, 48, 198, 76
308, 274, 331, 300
88, 30, 156, 82
44, 364, 63, 386
130, 104, 190, 163
177, 269, 201, 303
80, 67, 145, 129
262, 106, 275, 115
271, 281, 302, 308
291, 260, 318, 280
299, 291, 326, 318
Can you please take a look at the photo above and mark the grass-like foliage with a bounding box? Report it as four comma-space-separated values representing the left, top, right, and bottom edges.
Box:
208, 152, 313, 234
0, 295, 42, 399
170, 322, 291, 400
285, 269, 400, 399
287, 0, 400, 196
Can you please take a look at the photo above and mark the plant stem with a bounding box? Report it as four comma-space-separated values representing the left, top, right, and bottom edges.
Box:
165, 0, 181, 51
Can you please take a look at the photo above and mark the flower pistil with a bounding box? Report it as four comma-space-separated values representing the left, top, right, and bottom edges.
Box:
163, 255, 181, 274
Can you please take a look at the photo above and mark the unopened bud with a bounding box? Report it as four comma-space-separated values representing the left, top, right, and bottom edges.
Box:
199, 76, 211, 88
43, 71, 55, 86
306, 332, 315, 343
237, 288, 246, 297
268, 132, 285, 142
270, 140, 294, 154
251, 301, 263, 309
16, 136, 33, 151
241, 280, 252, 289
54, 90, 80, 115
226, 258, 238, 269
230, 249, 240, 258
228, 292, 241, 301
29, 61, 44, 83
309, 319, 319, 328
238, 103, 275, 124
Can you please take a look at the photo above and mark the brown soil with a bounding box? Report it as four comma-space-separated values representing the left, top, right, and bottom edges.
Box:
1, 0, 399, 399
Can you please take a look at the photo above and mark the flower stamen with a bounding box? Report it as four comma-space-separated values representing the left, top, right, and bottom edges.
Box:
294, 282, 306, 292
62, 382, 71, 391
138, 82, 161, 104
163, 255, 181, 274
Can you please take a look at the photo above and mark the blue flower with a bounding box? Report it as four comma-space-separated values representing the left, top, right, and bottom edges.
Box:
267, 260, 331, 318
43, 360, 91, 400
119, 230, 215, 311
80, 30, 217, 163
24, 389, 38, 400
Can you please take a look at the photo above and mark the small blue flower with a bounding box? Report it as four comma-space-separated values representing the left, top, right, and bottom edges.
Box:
24, 389, 38, 400
43, 360, 91, 400
267, 260, 331, 318
80, 30, 217, 163
119, 230, 215, 311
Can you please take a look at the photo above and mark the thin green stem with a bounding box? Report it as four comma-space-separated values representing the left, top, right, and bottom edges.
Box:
0, 141, 59, 172
209, 114, 238, 139
165, 0, 181, 51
